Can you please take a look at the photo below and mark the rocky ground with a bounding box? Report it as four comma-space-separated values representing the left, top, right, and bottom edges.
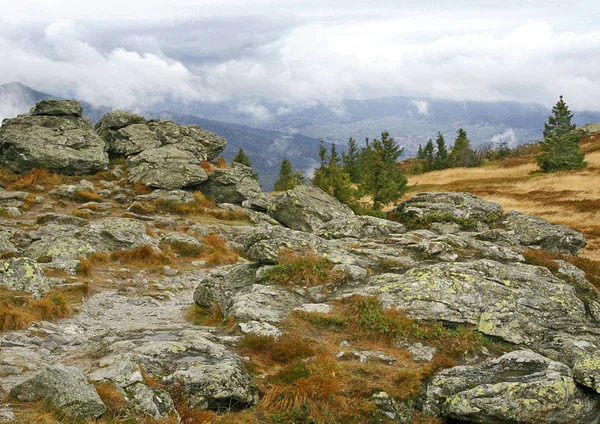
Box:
1, 100, 599, 423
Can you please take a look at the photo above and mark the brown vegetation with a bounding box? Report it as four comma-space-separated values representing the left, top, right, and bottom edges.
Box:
406, 137, 600, 260
73, 190, 105, 203
1, 168, 65, 191
0, 289, 76, 332
264, 248, 344, 287
110, 245, 172, 268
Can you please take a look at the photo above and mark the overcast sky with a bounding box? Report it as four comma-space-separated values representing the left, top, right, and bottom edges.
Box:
1, 0, 600, 112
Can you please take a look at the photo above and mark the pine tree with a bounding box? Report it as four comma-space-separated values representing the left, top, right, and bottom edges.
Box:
273, 157, 305, 191
448, 128, 480, 168
342, 137, 361, 183
434, 132, 449, 170
232, 147, 258, 179
536, 95, 586, 172
314, 143, 357, 205
423, 138, 435, 171
416, 144, 424, 160
359, 131, 407, 210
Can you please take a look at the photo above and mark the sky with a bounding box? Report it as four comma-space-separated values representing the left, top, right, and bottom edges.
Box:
1, 0, 600, 113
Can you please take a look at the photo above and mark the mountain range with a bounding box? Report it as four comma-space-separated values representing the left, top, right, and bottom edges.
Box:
2, 82, 600, 189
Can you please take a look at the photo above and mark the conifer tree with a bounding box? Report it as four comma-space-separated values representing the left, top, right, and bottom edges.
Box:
314, 143, 357, 205
416, 144, 424, 160
273, 157, 305, 191
423, 138, 435, 171
448, 128, 480, 168
536, 95, 586, 172
359, 131, 407, 210
342, 137, 362, 183
434, 132, 449, 170
232, 147, 258, 179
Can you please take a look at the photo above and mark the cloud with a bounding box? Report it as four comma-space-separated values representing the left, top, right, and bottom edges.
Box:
491, 128, 517, 146
2, 3, 600, 111
411, 100, 430, 116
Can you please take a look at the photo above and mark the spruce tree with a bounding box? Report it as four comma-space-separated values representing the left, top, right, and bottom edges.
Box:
434, 132, 449, 170
423, 138, 435, 171
342, 137, 362, 183
314, 143, 357, 205
232, 147, 258, 179
273, 157, 305, 191
536, 95, 586, 172
359, 131, 407, 210
416, 144, 424, 160
448, 128, 480, 168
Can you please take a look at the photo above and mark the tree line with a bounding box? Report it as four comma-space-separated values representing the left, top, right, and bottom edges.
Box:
238, 95, 586, 213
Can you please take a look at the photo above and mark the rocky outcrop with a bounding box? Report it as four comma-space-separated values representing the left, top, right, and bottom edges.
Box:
198, 162, 269, 210
0, 257, 50, 297
318, 215, 406, 239
26, 218, 158, 262
393, 192, 503, 227
0, 100, 108, 175
94, 111, 226, 189
501, 211, 587, 255
423, 350, 600, 423
270, 185, 354, 232
10, 364, 107, 419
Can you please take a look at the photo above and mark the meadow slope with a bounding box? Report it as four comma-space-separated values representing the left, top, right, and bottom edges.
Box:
406, 134, 600, 260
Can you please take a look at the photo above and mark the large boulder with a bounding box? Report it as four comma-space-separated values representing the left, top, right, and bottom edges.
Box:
423, 349, 600, 423
0, 100, 108, 175
95, 111, 227, 189
371, 259, 590, 346
86, 327, 256, 411
10, 364, 107, 419
26, 218, 158, 262
317, 215, 406, 239
501, 211, 587, 255
126, 147, 209, 190
393, 192, 503, 227
270, 185, 354, 232
0, 257, 50, 297
198, 162, 269, 211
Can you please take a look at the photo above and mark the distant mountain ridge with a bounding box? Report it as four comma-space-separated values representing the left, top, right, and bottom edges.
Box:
0, 82, 320, 190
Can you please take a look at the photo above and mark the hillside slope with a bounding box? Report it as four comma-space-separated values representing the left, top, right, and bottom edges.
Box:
406, 134, 600, 260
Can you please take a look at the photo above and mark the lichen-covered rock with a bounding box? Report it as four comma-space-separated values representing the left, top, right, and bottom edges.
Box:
393, 192, 503, 227
26, 218, 158, 262
10, 364, 107, 419
0, 190, 28, 208
0, 227, 19, 256
0, 257, 50, 297
95, 111, 226, 189
125, 383, 178, 420
318, 215, 406, 239
372, 259, 589, 346
270, 185, 354, 232
87, 327, 256, 411
423, 350, 600, 423
135, 189, 195, 205
0, 100, 108, 175
31, 99, 83, 117
198, 162, 270, 211
243, 225, 357, 266
126, 147, 209, 189
501, 211, 587, 255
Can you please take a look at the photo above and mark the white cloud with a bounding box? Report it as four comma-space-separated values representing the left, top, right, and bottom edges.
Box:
411, 100, 430, 116
491, 128, 517, 146
2, 3, 600, 111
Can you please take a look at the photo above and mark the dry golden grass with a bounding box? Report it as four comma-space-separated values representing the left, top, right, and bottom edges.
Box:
0, 289, 76, 332
196, 233, 240, 266
407, 139, 600, 260
1, 168, 65, 191
110, 245, 172, 269
73, 190, 105, 203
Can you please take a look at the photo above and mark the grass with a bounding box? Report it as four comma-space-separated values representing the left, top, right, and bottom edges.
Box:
185, 303, 235, 327
523, 248, 600, 290
225, 295, 504, 423
264, 248, 345, 287
1, 168, 65, 191
73, 191, 105, 203
110, 245, 172, 268
406, 136, 600, 260
0, 288, 78, 332
196, 233, 241, 266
